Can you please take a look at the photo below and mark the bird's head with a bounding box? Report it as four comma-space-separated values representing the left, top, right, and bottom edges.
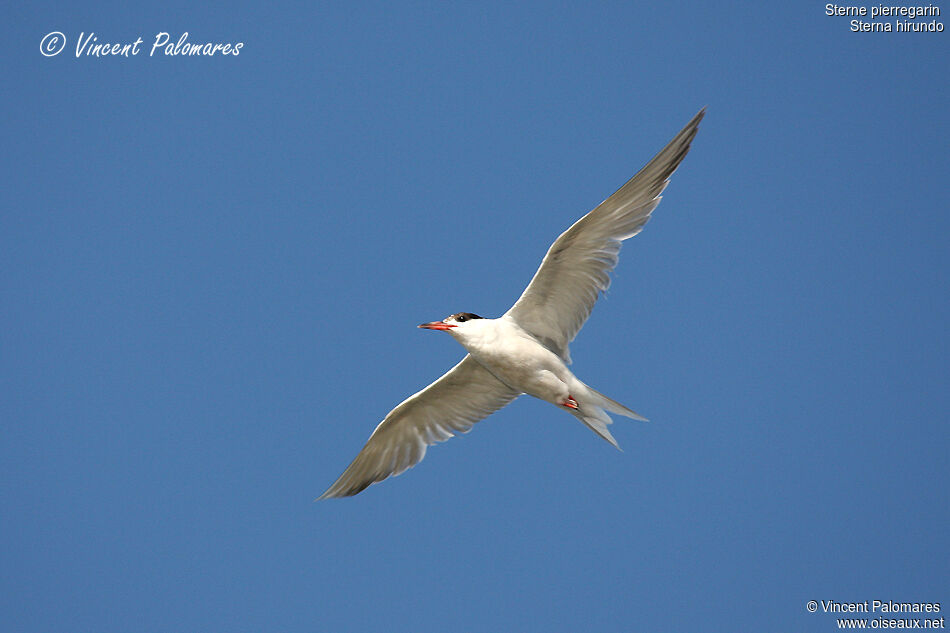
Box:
418, 312, 485, 337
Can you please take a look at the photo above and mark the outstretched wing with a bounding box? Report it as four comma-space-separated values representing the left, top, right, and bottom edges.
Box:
505, 109, 705, 361
319, 355, 520, 499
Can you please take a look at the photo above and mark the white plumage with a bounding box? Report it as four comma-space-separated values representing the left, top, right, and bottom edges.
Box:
319, 109, 704, 499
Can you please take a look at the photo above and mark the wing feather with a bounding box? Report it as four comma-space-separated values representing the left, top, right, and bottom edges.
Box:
504, 109, 705, 361
319, 355, 520, 499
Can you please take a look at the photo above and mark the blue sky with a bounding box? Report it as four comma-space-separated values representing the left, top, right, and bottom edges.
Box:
3, 2, 947, 631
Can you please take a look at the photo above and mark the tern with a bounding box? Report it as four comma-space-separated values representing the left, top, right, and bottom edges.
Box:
319, 109, 704, 498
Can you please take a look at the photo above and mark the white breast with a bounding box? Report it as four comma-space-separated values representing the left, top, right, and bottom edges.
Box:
456, 318, 572, 400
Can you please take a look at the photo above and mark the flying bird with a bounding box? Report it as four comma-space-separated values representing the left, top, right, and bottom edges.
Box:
319, 109, 705, 498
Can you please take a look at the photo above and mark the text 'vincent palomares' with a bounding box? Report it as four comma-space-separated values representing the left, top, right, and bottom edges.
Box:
75, 32, 244, 57
819, 600, 941, 614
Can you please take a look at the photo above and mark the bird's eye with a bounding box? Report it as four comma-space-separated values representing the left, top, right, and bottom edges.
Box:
457, 314, 467, 322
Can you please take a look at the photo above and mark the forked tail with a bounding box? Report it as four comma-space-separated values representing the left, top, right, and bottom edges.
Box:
587, 386, 648, 422
566, 384, 648, 450
569, 406, 622, 450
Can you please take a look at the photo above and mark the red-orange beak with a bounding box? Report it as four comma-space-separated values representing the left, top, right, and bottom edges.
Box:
418, 321, 457, 331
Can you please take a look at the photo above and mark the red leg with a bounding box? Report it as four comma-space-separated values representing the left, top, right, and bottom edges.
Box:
560, 396, 579, 410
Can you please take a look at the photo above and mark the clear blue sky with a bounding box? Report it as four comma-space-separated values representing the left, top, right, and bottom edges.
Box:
3, 2, 947, 631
